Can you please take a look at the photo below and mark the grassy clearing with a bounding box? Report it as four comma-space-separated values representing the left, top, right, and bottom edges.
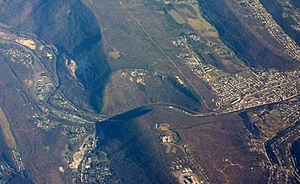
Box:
0, 106, 17, 148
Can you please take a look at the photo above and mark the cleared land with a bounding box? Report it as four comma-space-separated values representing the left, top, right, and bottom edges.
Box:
0, 106, 17, 148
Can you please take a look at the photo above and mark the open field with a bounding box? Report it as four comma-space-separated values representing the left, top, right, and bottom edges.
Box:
0, 105, 17, 148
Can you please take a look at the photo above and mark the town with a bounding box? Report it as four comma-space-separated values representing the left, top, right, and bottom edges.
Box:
173, 33, 300, 113
245, 99, 300, 183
